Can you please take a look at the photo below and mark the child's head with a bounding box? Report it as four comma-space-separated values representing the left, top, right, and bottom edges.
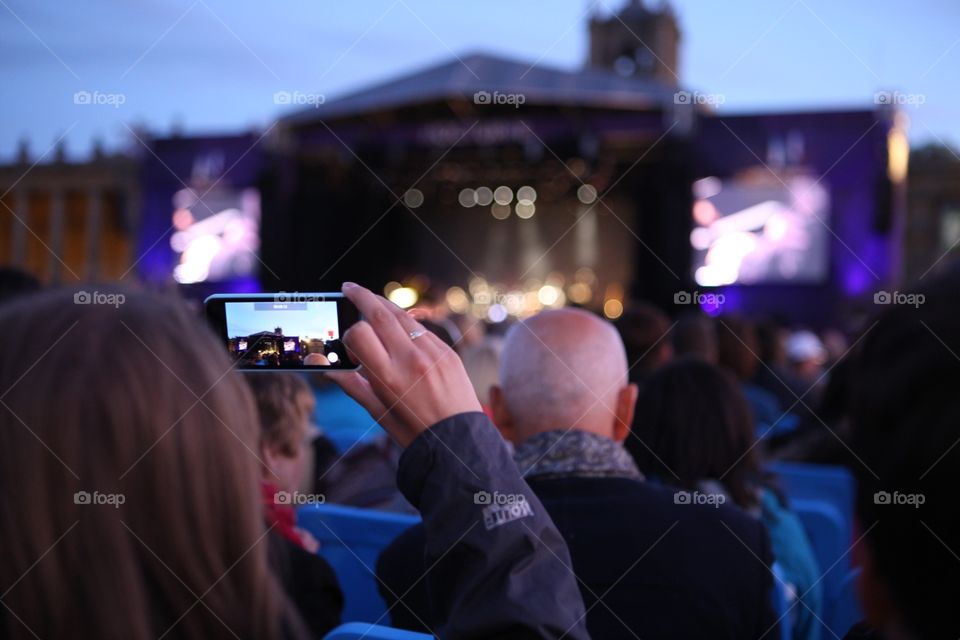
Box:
247, 373, 317, 493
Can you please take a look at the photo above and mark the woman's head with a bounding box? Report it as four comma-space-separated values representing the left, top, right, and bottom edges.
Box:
0, 288, 297, 639
626, 357, 760, 508
716, 315, 760, 381
246, 373, 317, 493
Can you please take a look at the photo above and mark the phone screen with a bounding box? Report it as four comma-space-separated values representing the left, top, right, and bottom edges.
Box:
206, 294, 359, 370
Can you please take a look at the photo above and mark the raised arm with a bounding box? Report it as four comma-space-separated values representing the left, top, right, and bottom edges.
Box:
332, 283, 590, 640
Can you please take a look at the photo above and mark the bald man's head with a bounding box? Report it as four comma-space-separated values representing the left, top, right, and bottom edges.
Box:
493, 308, 637, 444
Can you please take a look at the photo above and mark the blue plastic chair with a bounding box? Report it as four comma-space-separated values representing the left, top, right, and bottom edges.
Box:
324, 622, 432, 640
298, 504, 420, 623
829, 568, 863, 636
770, 563, 793, 640
766, 461, 859, 636
789, 498, 850, 635
766, 461, 855, 542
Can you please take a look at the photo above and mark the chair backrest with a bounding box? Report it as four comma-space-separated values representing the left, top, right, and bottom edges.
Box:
829, 568, 863, 637
770, 563, 793, 640
298, 504, 420, 622
324, 622, 432, 640
767, 462, 858, 636
766, 461, 855, 541
789, 498, 850, 633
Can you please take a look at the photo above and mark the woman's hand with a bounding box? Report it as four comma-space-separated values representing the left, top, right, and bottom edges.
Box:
329, 282, 482, 447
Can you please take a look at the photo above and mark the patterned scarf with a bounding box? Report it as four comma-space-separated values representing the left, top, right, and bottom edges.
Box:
513, 429, 644, 481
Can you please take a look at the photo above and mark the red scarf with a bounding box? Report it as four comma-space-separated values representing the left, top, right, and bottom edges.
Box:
261, 481, 304, 549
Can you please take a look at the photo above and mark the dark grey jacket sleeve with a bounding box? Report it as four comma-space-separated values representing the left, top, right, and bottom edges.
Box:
396, 412, 591, 640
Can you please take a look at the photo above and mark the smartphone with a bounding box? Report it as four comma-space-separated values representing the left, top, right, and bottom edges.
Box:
205, 293, 360, 370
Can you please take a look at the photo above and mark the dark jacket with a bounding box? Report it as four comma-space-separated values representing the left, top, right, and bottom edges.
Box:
381, 468, 778, 639
390, 412, 590, 639
268, 531, 344, 638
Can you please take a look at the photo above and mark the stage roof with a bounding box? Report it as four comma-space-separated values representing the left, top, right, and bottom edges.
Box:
281, 52, 680, 124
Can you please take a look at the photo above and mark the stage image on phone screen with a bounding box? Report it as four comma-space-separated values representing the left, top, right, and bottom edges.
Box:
223, 300, 349, 368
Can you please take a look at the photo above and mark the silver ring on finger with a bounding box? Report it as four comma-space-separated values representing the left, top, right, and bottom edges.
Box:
409, 329, 428, 342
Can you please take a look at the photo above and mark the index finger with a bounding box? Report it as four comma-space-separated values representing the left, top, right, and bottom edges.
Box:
341, 282, 415, 358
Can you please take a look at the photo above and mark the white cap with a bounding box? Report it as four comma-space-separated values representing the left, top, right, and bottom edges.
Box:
786, 330, 827, 364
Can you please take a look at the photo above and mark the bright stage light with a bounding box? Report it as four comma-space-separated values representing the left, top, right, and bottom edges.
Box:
403, 189, 424, 208
517, 185, 537, 203
603, 299, 624, 320
487, 304, 508, 323
445, 286, 470, 313
459, 188, 477, 208
475, 186, 494, 206
537, 284, 561, 306
568, 282, 592, 304
502, 291, 524, 315
577, 184, 597, 204
494, 186, 513, 205
520, 291, 541, 315
468, 277, 489, 294
388, 286, 419, 309
516, 201, 536, 219
888, 127, 909, 184
575, 267, 596, 283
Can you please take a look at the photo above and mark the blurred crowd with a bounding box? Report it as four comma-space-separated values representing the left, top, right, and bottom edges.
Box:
0, 263, 957, 640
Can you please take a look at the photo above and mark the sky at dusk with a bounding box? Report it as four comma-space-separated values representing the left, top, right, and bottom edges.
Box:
2, 0, 959, 161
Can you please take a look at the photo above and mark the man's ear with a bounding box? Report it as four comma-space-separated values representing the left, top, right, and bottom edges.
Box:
489, 385, 517, 444
260, 442, 278, 482
612, 383, 639, 443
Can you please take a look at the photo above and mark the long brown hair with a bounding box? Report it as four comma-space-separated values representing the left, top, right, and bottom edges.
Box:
0, 288, 304, 639
627, 357, 762, 508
